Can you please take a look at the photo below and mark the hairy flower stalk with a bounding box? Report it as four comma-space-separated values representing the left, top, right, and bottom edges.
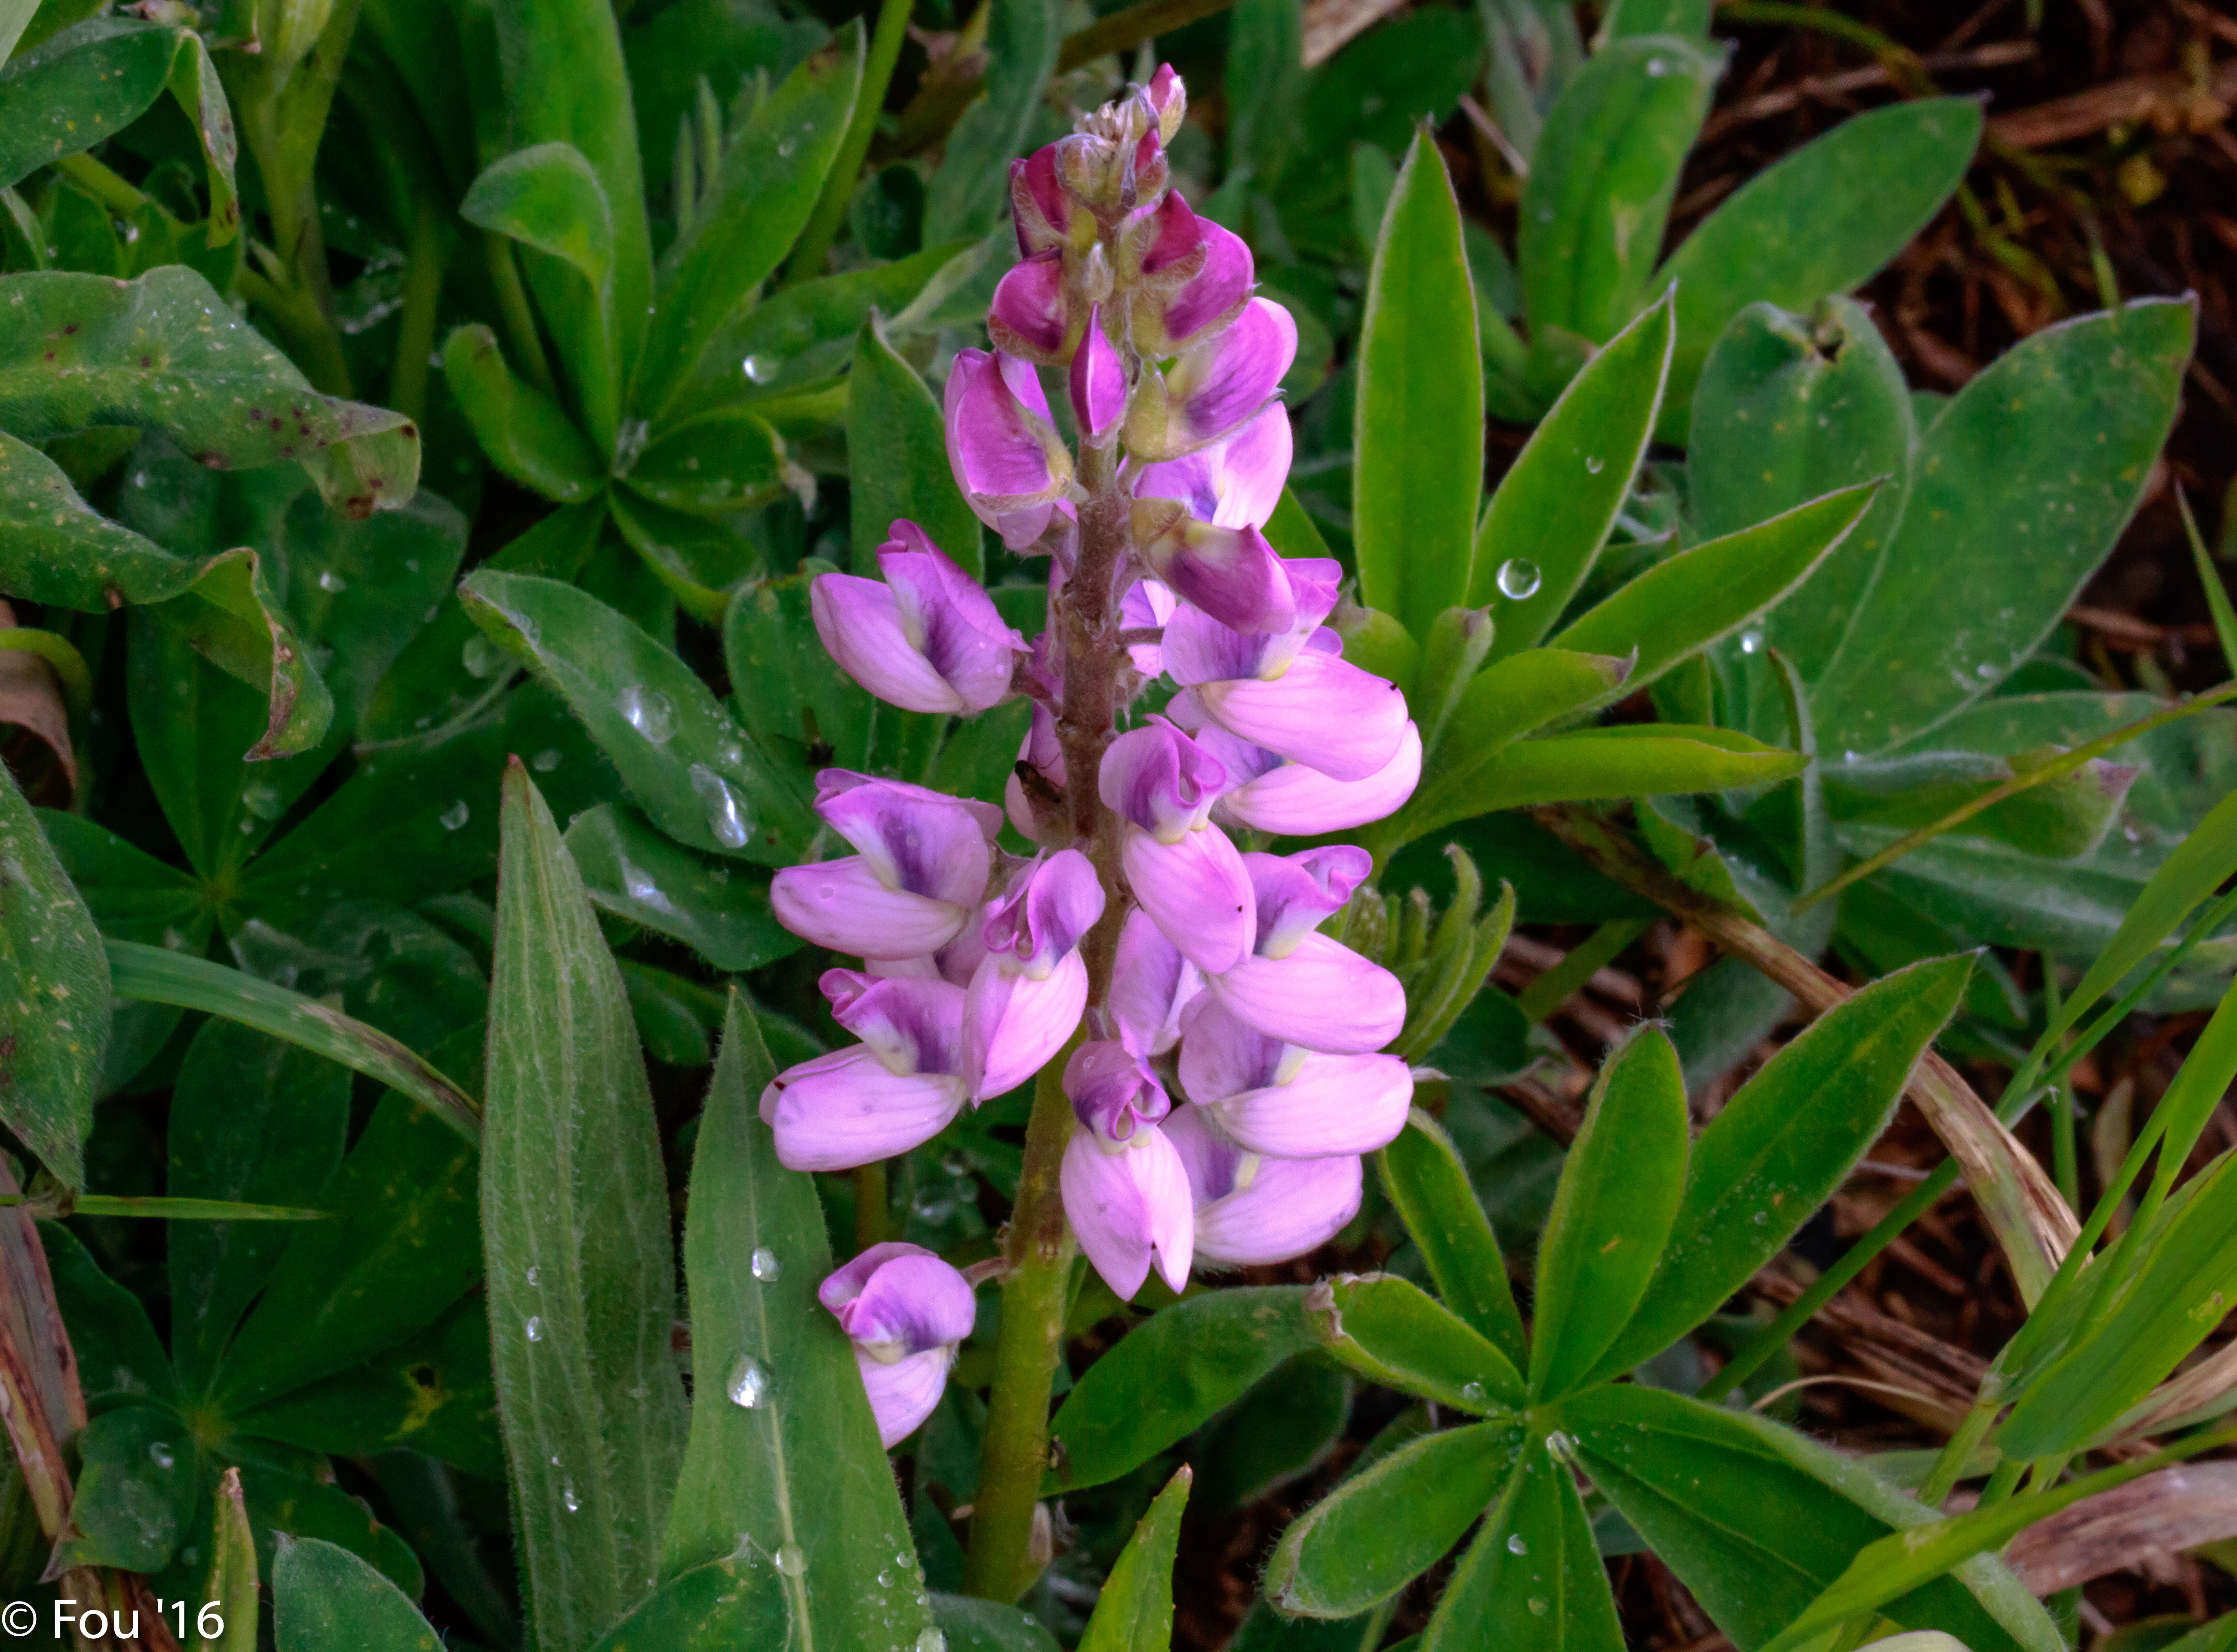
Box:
766, 67, 1422, 1600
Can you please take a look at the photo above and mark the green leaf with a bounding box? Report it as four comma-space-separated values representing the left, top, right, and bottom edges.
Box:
1308, 1273, 1524, 1411
566, 802, 800, 971
1826, 747, 2135, 861
922, 0, 1058, 243
1391, 724, 1808, 851
1471, 293, 1673, 639
1600, 0, 1709, 36
661, 993, 934, 1644
43, 1219, 176, 1406
273, 1534, 442, 1652
848, 322, 983, 577
930, 1595, 1064, 1652
244, 1465, 424, 1598
1078, 1465, 1191, 1652
722, 569, 874, 777
1265, 1419, 1524, 1619
1376, 1110, 1525, 1366
1421, 1443, 1623, 1652
1048, 1287, 1315, 1493
485, 762, 689, 1652
209, 1467, 257, 1652
2001, 1145, 2237, 1457
490, 0, 652, 447
1353, 126, 1483, 641
586, 1555, 789, 1650
1551, 482, 1880, 709
0, 761, 104, 1185
1558, 1385, 2060, 1652
463, 143, 619, 447
637, 26, 864, 416
1529, 1027, 1687, 1400
1518, 34, 1720, 344
166, 1017, 349, 1387
1812, 298, 2195, 756
0, 21, 238, 238
607, 485, 766, 622
214, 1091, 480, 1410
462, 568, 817, 864
0, 267, 418, 517
1585, 954, 1970, 1384
624, 407, 794, 521
51, 1402, 198, 1572
441, 323, 606, 503
1658, 100, 1980, 428
106, 940, 482, 1141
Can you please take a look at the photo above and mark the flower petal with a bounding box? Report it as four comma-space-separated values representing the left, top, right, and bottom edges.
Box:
1212, 723, 1423, 835
857, 1345, 954, 1448
822, 1246, 977, 1354
1131, 402, 1292, 532
983, 847, 1106, 971
763, 1048, 969, 1171
1196, 1151, 1362, 1267
1207, 932, 1405, 1053
824, 972, 967, 1076
1245, 845, 1371, 958
1194, 650, 1409, 781
1204, 1052, 1413, 1158
814, 772, 997, 907
1069, 304, 1127, 439
878, 524, 1022, 712
808, 574, 971, 714
1109, 907, 1204, 1058
1121, 823, 1254, 976
1098, 716, 1229, 840
963, 950, 1088, 1100
1060, 1126, 1194, 1299
770, 857, 972, 958
989, 250, 1073, 361
1134, 515, 1295, 636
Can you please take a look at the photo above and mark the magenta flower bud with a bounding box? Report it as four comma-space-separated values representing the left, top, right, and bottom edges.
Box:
1200, 721, 1424, 836
1164, 1105, 1363, 1267
1144, 62, 1186, 142
1132, 402, 1292, 533
1133, 510, 1296, 636
1122, 195, 1253, 354
1061, 1042, 1192, 1298
1069, 305, 1127, 443
1177, 997, 1412, 1158
760, 974, 971, 1170
1161, 557, 1340, 680
1109, 907, 1203, 1058
1011, 147, 1089, 257
962, 850, 1104, 1099
944, 348, 1075, 550
820, 1243, 977, 1447
810, 521, 1023, 716
1126, 298, 1297, 462
770, 773, 998, 959
988, 250, 1077, 364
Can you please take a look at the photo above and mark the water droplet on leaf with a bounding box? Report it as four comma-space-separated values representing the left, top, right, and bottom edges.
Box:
1584, 454, 1605, 474
525, 1316, 543, 1342
440, 799, 470, 831
616, 684, 677, 743
562, 1483, 579, 1513
728, 1353, 769, 1408
149, 1441, 176, 1470
1739, 627, 1765, 655
917, 1632, 948, 1652
1529, 1596, 1550, 1617
1496, 558, 1542, 600
317, 569, 346, 593
1508, 1532, 1529, 1555
691, 763, 753, 848
241, 781, 284, 820
751, 1247, 782, 1281
743, 353, 780, 384
774, 1543, 807, 1577
532, 748, 563, 772
463, 635, 503, 678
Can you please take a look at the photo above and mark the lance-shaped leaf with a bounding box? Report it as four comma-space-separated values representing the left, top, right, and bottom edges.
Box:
462, 569, 817, 865
638, 27, 864, 414
1655, 99, 1981, 428
661, 994, 934, 1648
1529, 1027, 1687, 1400
1519, 34, 1721, 344
607, 487, 765, 623
1354, 126, 1483, 640
0, 21, 239, 240
209, 1467, 258, 1652
484, 763, 689, 1652
1266, 1420, 1525, 1619
441, 323, 606, 503
1558, 1385, 2060, 1652
1423, 1443, 1623, 1652
1049, 1287, 1315, 1493
1813, 298, 2194, 756
1584, 954, 1970, 1385
463, 143, 620, 448
1308, 1274, 1523, 1412
1079, 1466, 1191, 1652
0, 435, 332, 756
1377, 1111, 1526, 1367
0, 764, 105, 1186
1472, 294, 1672, 644
273, 1534, 442, 1652
586, 1555, 789, 1650
623, 408, 794, 519
848, 323, 984, 580
0, 267, 418, 516
566, 802, 800, 972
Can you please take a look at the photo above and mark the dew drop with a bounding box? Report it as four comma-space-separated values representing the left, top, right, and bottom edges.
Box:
241, 781, 284, 820
774, 1543, 807, 1577
317, 569, 347, 593
691, 763, 754, 848
1545, 1430, 1577, 1463
1645, 55, 1668, 74
463, 635, 503, 678
525, 1316, 544, 1342
526, 1266, 540, 1285
1739, 627, 1765, 655
532, 747, 563, 772
750, 1247, 782, 1281
1495, 557, 1543, 600
1507, 1532, 1529, 1555
562, 1483, 580, 1513
917, 1632, 948, 1652
776, 137, 797, 158
1976, 660, 1998, 679
616, 684, 677, 743
728, 1353, 770, 1408
1584, 454, 1605, 474
149, 1441, 176, 1470
877, 1568, 893, 1588
743, 353, 780, 384
1460, 1380, 1488, 1406
440, 799, 471, 831
1529, 1596, 1550, 1617
717, 738, 746, 770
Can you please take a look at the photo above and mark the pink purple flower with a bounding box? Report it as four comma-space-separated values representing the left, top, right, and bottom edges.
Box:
820, 1243, 977, 1446
1060, 1040, 1192, 1298
769, 772, 1000, 959
811, 521, 1023, 714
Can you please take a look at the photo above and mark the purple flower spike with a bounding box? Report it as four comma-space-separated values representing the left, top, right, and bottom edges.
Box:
988, 250, 1076, 364
1061, 1042, 1192, 1298
1127, 298, 1295, 461
1134, 512, 1295, 637
770, 773, 997, 958
1193, 649, 1410, 782
1121, 826, 1254, 977
945, 348, 1075, 550
1123, 198, 1253, 354
1200, 723, 1424, 836
1109, 908, 1204, 1058
1070, 305, 1128, 443
810, 521, 1023, 716
820, 1243, 977, 1447
1245, 846, 1370, 958
1132, 402, 1292, 532
760, 975, 971, 1171
1177, 997, 1412, 1158
1164, 1106, 1363, 1267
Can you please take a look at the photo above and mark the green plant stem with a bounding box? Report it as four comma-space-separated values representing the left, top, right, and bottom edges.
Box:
854, 1160, 889, 1253
1794, 681, 2237, 913
484, 230, 559, 398
54, 151, 149, 216
1918, 1398, 2001, 1509
388, 191, 446, 424
1976, 1452, 2028, 1509
0, 1193, 326, 1220
1516, 916, 1649, 1024
783, 0, 913, 285
2044, 968, 2080, 1212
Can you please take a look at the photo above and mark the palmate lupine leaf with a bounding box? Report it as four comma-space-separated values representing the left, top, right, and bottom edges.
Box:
0, 761, 106, 1186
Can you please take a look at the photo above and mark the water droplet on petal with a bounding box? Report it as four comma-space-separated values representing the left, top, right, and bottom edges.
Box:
691, 763, 754, 848
525, 1316, 544, 1342
774, 1543, 807, 1577
1496, 558, 1543, 600
751, 1247, 782, 1281
1507, 1532, 1529, 1555
728, 1353, 769, 1408
616, 684, 677, 743
440, 799, 471, 831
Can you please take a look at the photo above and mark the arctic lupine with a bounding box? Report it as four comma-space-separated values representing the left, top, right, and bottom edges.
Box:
761, 70, 1428, 1496
818, 1244, 978, 1447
